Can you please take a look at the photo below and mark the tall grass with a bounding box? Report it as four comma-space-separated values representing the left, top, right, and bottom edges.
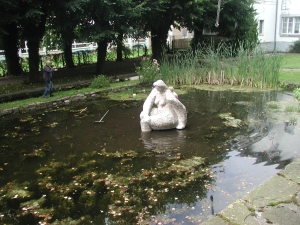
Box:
158, 42, 283, 88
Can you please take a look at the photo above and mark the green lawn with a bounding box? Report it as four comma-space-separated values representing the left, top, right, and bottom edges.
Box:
279, 53, 300, 83
281, 53, 300, 69
279, 70, 300, 83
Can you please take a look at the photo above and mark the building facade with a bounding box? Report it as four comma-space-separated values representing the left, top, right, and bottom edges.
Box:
167, 0, 300, 52
255, 0, 300, 52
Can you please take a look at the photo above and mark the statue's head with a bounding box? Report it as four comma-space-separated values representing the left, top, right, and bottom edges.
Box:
153, 80, 167, 91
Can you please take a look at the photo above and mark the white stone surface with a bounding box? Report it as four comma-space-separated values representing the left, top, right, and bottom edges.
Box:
140, 80, 187, 132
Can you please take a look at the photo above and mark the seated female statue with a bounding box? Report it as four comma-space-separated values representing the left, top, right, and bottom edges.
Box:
140, 80, 187, 132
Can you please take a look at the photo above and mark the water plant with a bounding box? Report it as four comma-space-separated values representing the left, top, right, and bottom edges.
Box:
294, 88, 300, 100
268, 103, 280, 109
278, 82, 288, 89
156, 42, 282, 88
285, 105, 299, 113
289, 117, 297, 124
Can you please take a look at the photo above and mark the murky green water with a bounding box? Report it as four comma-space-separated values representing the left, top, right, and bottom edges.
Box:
0, 88, 299, 224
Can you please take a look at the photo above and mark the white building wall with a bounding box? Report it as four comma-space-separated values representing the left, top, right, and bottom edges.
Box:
255, 1, 277, 43
255, 0, 300, 52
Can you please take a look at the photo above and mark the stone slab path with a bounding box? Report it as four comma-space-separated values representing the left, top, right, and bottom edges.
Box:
202, 157, 300, 225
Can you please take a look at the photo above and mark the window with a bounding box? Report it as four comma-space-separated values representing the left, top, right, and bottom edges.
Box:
259, 20, 264, 35
182, 28, 187, 38
295, 17, 300, 33
282, 17, 300, 34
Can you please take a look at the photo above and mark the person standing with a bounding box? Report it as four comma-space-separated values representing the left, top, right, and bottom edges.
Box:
42, 60, 56, 98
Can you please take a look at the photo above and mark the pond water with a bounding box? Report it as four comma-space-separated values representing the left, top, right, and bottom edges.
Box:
0, 88, 299, 224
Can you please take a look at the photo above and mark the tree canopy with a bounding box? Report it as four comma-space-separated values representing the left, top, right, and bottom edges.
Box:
0, 0, 258, 80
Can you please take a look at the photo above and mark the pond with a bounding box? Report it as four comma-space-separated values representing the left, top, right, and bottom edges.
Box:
0, 87, 299, 224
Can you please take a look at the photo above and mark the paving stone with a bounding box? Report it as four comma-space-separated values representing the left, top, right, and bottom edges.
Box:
279, 158, 300, 184
262, 204, 300, 225
244, 175, 299, 207
218, 199, 260, 225
201, 216, 229, 225
296, 191, 300, 205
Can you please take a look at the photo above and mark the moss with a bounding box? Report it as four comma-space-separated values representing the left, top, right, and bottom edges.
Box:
20, 196, 47, 211
105, 86, 155, 101
267, 200, 292, 207
268, 201, 280, 206
100, 149, 138, 158
22, 142, 51, 160
219, 112, 243, 127
292, 194, 300, 207
2, 182, 33, 201
247, 206, 256, 216
51, 217, 81, 225
217, 214, 239, 224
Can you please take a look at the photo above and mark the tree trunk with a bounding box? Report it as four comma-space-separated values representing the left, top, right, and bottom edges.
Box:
116, 32, 123, 62
3, 23, 22, 76
191, 22, 205, 51
63, 40, 75, 68
27, 40, 41, 82
21, 1, 47, 82
96, 40, 108, 74
151, 26, 169, 62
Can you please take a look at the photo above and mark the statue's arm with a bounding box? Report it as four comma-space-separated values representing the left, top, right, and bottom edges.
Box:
166, 92, 186, 110
143, 89, 156, 116
166, 92, 187, 129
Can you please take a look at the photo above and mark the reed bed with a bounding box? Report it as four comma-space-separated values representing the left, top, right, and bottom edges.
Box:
157, 42, 282, 88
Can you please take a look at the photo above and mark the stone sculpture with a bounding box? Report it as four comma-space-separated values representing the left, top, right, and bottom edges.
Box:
140, 80, 187, 132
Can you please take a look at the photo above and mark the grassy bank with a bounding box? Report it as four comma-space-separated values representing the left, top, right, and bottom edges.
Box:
0, 79, 140, 111
281, 53, 300, 69
279, 70, 300, 83
279, 53, 300, 84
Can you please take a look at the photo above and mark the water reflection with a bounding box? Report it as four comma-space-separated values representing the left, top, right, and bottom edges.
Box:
284, 121, 296, 135
227, 91, 300, 169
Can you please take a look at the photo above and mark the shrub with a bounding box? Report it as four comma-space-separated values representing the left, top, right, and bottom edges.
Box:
135, 57, 161, 85
0, 60, 7, 76
289, 39, 300, 53
90, 75, 111, 89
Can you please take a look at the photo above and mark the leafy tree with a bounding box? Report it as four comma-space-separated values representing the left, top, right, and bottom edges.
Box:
0, 0, 22, 75
143, 0, 175, 61
0, 0, 19, 36
190, 0, 258, 50
80, 0, 146, 73
45, 0, 86, 68
79, 0, 114, 74
114, 1, 148, 61
19, 0, 51, 82
143, 0, 206, 61
218, 0, 258, 47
